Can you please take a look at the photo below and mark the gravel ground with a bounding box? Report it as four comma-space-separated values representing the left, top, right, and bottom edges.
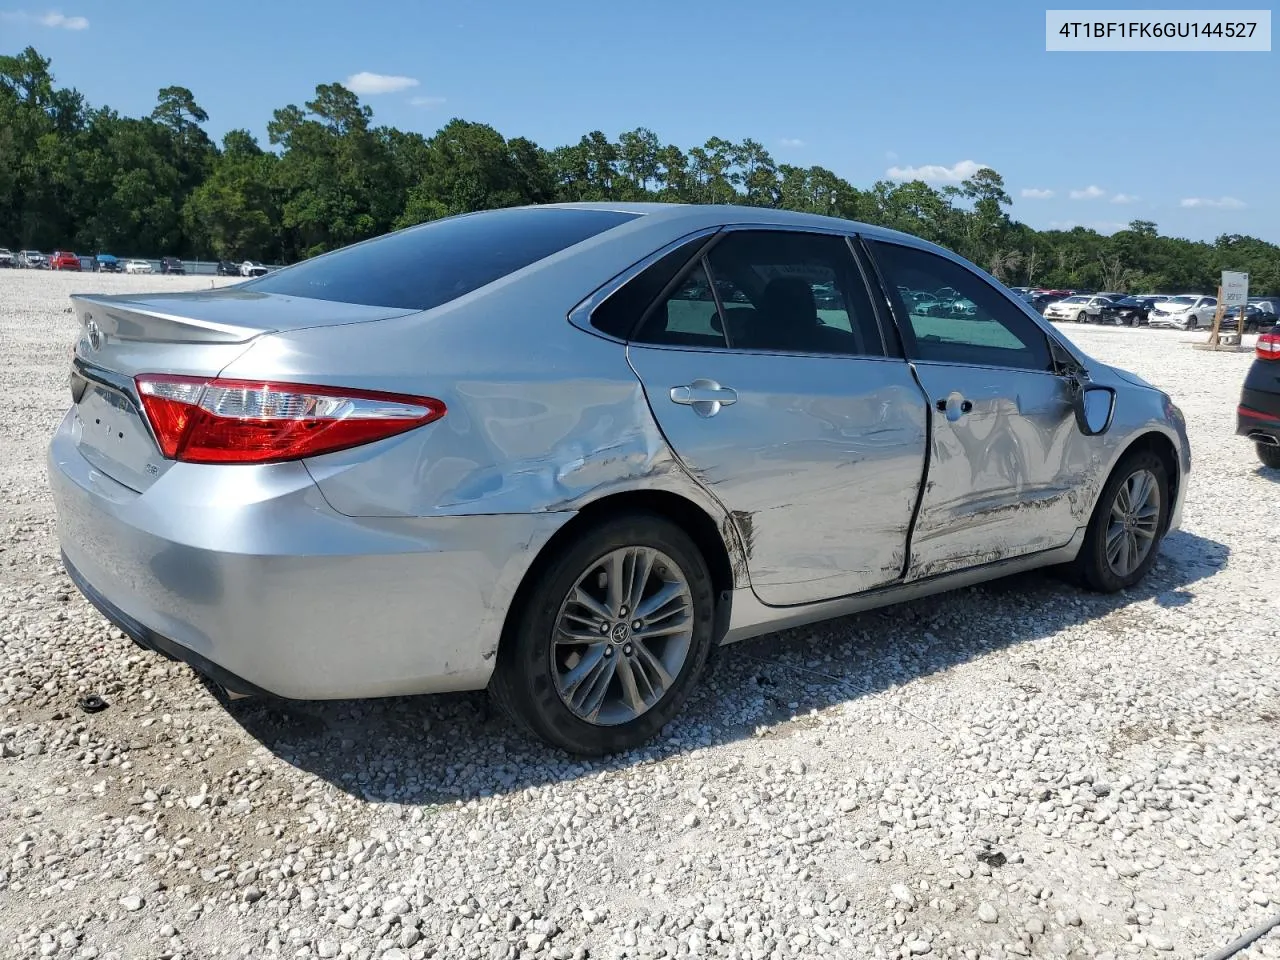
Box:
1, 269, 1278, 960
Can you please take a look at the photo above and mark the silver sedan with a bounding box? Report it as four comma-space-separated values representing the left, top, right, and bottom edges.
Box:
49, 203, 1191, 755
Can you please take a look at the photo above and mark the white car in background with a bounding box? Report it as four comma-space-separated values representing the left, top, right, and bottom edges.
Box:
1043, 295, 1116, 323
1147, 295, 1217, 330
239, 260, 268, 278
0, 248, 14, 268
124, 259, 153, 275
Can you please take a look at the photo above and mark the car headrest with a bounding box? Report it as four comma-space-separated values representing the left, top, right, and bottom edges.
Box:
761, 277, 818, 323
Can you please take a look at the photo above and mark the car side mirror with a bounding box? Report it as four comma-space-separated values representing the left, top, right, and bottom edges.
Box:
1074, 384, 1116, 436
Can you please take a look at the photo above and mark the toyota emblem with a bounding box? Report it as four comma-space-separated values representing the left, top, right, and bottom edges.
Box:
86, 318, 103, 352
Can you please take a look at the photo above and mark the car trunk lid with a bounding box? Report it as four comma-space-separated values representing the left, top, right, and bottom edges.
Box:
67, 290, 417, 492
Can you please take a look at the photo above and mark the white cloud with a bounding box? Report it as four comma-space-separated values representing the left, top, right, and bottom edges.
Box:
1021, 188, 1054, 199
1110, 193, 1139, 204
778, 137, 805, 148
409, 95, 446, 108
1180, 196, 1246, 209
0, 9, 89, 28
40, 10, 84, 27
1069, 185, 1106, 200
344, 72, 420, 95
885, 159, 990, 183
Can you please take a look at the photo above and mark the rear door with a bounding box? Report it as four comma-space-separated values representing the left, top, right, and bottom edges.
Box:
864, 239, 1084, 580
624, 228, 929, 606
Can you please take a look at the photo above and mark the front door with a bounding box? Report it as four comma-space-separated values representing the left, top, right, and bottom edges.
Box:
626, 229, 929, 606
865, 239, 1084, 580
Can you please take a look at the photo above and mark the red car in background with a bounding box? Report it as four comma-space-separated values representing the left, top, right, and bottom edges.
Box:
50, 250, 81, 271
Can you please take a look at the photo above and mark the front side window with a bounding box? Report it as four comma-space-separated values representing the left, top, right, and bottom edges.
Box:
868, 241, 1052, 372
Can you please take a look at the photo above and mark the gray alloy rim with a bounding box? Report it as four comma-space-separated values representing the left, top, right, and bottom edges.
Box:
551, 546, 694, 726
1106, 468, 1161, 577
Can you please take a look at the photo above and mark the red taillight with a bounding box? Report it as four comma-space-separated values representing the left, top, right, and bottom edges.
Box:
135, 375, 445, 464
1257, 333, 1280, 361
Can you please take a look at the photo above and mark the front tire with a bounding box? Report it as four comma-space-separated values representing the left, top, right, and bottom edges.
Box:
1258, 443, 1280, 469
1072, 450, 1170, 592
490, 513, 716, 755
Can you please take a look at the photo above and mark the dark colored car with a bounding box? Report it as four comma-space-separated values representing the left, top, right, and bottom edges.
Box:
1224, 304, 1277, 334
96, 254, 121, 273
1238, 332, 1280, 468
216, 260, 241, 277
49, 250, 82, 271
1110, 296, 1154, 326
160, 256, 185, 275
1024, 292, 1059, 314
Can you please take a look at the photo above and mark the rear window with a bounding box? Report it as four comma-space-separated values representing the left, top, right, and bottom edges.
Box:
244, 207, 641, 310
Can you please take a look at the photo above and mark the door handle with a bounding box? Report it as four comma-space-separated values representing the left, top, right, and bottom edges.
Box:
936, 395, 973, 414
670, 379, 737, 418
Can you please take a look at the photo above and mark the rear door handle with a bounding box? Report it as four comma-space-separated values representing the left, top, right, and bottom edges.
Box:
670, 379, 737, 418
936, 395, 973, 414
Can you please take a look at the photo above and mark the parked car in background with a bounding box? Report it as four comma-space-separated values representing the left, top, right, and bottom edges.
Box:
1148, 295, 1217, 330
1248, 297, 1277, 316
48, 202, 1191, 754
1044, 295, 1117, 323
216, 260, 241, 277
1110, 296, 1154, 326
1218, 304, 1275, 334
96, 254, 121, 273
124, 259, 153, 275
50, 250, 82, 271
160, 256, 185, 275
1029, 293, 1058, 314
18, 250, 47, 269
239, 260, 268, 277
1237, 331, 1280, 468
0, 248, 13, 268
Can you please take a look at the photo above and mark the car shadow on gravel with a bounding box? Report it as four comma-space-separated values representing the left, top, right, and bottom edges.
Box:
222, 528, 1228, 805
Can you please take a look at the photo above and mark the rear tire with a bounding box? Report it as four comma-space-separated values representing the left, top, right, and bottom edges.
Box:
1071, 449, 1170, 593
1258, 443, 1280, 469
490, 512, 715, 756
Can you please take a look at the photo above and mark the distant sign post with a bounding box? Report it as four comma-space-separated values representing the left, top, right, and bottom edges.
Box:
1222, 270, 1250, 306
1208, 271, 1249, 346
1225, 271, 1250, 341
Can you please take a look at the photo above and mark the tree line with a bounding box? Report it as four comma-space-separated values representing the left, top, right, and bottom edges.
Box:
2, 46, 1276, 294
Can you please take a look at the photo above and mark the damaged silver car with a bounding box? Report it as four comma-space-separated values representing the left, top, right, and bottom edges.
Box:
49, 203, 1191, 754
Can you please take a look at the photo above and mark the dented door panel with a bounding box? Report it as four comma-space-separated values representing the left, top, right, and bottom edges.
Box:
906, 363, 1084, 579
627, 345, 928, 606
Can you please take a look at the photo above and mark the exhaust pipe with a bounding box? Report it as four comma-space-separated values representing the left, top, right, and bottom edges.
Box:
1248, 431, 1280, 446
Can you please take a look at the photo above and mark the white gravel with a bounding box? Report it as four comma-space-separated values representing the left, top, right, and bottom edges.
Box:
2, 270, 1278, 960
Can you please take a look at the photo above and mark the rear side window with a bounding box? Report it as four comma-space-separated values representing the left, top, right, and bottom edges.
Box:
243, 207, 640, 310
590, 235, 714, 339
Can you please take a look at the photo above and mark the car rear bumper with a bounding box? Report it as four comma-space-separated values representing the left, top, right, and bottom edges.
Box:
1238, 393, 1280, 446
48, 412, 570, 700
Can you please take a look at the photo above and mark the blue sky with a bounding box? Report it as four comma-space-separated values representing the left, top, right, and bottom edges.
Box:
4, 0, 1277, 242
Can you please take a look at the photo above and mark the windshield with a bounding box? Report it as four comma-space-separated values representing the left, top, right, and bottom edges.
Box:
1166, 296, 1196, 305
1061, 296, 1088, 303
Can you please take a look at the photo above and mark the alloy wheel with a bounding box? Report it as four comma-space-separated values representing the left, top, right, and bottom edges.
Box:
1105, 469, 1161, 577
551, 546, 694, 726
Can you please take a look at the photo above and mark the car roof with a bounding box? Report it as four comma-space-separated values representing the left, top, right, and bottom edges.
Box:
510, 201, 953, 254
